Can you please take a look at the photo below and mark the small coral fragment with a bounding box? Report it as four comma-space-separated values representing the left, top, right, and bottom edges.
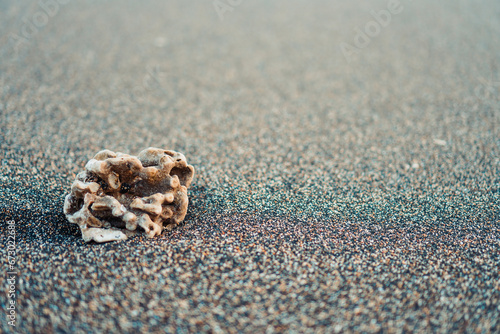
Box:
64, 148, 195, 242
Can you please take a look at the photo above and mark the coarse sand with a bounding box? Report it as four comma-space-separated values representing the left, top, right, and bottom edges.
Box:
0, 0, 499, 332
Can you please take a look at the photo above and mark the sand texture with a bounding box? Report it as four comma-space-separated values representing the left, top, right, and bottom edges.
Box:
0, 0, 499, 332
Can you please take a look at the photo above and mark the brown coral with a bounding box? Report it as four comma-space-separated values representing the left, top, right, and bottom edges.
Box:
64, 148, 195, 242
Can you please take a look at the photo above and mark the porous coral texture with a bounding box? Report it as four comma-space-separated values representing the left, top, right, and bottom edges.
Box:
64, 148, 195, 242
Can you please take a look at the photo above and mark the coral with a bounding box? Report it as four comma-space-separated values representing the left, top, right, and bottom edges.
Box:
64, 148, 195, 242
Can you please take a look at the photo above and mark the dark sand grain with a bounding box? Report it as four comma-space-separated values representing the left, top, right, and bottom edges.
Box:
0, 0, 499, 333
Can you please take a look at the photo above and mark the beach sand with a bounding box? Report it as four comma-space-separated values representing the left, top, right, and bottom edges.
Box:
1, 0, 499, 332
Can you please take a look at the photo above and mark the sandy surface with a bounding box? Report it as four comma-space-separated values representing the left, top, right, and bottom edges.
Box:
0, 0, 499, 332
